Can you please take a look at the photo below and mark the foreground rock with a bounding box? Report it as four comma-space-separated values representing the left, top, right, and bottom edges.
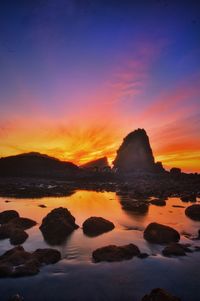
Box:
0, 210, 19, 224
185, 204, 200, 221
0, 214, 36, 245
40, 207, 79, 245
0, 246, 61, 278
82, 217, 114, 236
144, 223, 180, 244
150, 198, 166, 206
181, 194, 197, 202
120, 199, 149, 214
92, 244, 148, 262
141, 288, 181, 301
162, 243, 192, 256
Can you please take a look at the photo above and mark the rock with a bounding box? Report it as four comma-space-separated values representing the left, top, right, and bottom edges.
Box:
150, 198, 166, 206
172, 205, 185, 208
40, 207, 79, 245
39, 204, 47, 208
162, 243, 192, 256
9, 229, 28, 245
32, 248, 61, 264
113, 128, 164, 173
81, 157, 109, 171
0, 210, 19, 224
92, 244, 141, 262
120, 199, 149, 214
0, 223, 28, 245
181, 194, 197, 202
8, 217, 37, 230
82, 217, 114, 236
0, 246, 61, 278
185, 204, 200, 220
144, 223, 180, 244
8, 294, 24, 301
141, 288, 181, 301
170, 167, 181, 177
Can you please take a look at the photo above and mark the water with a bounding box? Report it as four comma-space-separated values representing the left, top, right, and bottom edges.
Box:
0, 191, 200, 301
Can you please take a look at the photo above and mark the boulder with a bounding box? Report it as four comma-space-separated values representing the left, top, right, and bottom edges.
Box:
150, 199, 166, 206
0, 246, 61, 278
32, 248, 61, 264
181, 194, 197, 202
120, 199, 149, 214
9, 229, 28, 245
82, 217, 115, 236
144, 223, 180, 244
0, 210, 19, 224
141, 288, 181, 301
185, 204, 200, 221
40, 207, 79, 245
8, 217, 37, 230
162, 243, 192, 256
92, 244, 142, 262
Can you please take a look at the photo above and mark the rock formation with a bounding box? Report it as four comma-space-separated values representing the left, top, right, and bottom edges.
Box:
81, 157, 109, 171
113, 128, 165, 173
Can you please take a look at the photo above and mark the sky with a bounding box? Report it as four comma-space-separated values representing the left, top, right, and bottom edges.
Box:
0, 0, 200, 172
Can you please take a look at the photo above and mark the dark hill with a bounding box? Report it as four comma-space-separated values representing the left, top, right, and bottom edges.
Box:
81, 157, 109, 170
0, 152, 80, 178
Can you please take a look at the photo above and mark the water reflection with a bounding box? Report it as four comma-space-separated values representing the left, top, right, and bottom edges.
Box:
0, 191, 200, 262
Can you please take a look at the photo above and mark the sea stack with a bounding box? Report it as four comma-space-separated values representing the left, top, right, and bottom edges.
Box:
113, 128, 163, 173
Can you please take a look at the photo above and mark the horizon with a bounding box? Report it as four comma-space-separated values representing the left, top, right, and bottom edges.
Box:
0, 1, 200, 173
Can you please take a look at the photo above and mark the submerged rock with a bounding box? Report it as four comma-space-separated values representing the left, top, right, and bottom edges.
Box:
144, 223, 180, 244
181, 194, 197, 203
40, 207, 79, 245
185, 204, 200, 221
162, 243, 192, 256
120, 199, 149, 214
0, 210, 19, 224
0, 246, 61, 278
92, 244, 145, 262
150, 198, 166, 206
82, 217, 115, 236
141, 288, 181, 301
0, 224, 28, 245
8, 217, 36, 230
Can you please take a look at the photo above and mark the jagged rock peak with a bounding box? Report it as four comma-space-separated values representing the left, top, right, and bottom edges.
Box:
113, 128, 156, 172
81, 157, 109, 169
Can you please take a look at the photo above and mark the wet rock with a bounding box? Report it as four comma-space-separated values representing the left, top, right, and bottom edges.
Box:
0, 223, 28, 245
120, 199, 149, 214
8, 294, 24, 301
0, 210, 19, 224
92, 244, 142, 262
141, 288, 181, 301
0, 246, 61, 278
144, 223, 180, 244
172, 205, 185, 208
40, 207, 79, 245
32, 248, 61, 264
9, 229, 28, 245
150, 198, 166, 206
8, 217, 37, 230
162, 243, 192, 256
185, 204, 200, 221
181, 194, 197, 202
38, 204, 47, 208
82, 217, 115, 236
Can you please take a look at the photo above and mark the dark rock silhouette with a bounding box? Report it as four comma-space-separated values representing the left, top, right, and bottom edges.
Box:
120, 199, 149, 214
150, 198, 166, 206
181, 194, 197, 202
0, 246, 61, 277
185, 204, 200, 220
162, 243, 192, 256
144, 222, 180, 244
113, 128, 164, 173
82, 217, 115, 236
0, 152, 80, 178
40, 207, 79, 245
0, 210, 19, 224
141, 288, 181, 301
92, 244, 148, 262
81, 157, 109, 171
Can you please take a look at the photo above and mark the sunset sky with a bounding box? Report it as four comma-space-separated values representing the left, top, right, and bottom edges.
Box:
0, 1, 200, 172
